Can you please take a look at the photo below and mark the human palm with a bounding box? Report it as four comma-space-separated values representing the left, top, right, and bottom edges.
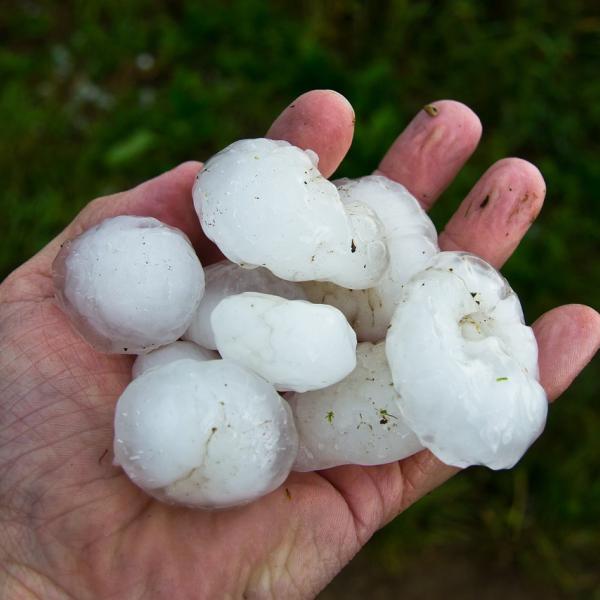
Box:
1, 91, 598, 599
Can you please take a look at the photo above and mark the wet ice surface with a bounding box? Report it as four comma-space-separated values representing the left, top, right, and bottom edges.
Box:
385, 252, 547, 470
184, 260, 307, 350
53, 216, 205, 354
114, 359, 298, 509
303, 175, 439, 342
290, 342, 423, 472
211, 292, 357, 392
132, 341, 218, 379
194, 138, 388, 288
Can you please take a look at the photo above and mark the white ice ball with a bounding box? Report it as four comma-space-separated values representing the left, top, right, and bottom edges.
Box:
132, 341, 218, 379
184, 260, 307, 350
114, 359, 298, 509
53, 216, 205, 354
193, 138, 388, 288
304, 175, 439, 342
290, 342, 423, 471
385, 251, 547, 470
211, 292, 357, 392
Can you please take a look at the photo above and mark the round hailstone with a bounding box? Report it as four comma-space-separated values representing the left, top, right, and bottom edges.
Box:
385, 251, 547, 470
53, 216, 205, 354
290, 342, 423, 472
211, 292, 357, 392
114, 359, 298, 509
132, 341, 218, 379
184, 260, 307, 350
193, 138, 388, 288
303, 175, 439, 342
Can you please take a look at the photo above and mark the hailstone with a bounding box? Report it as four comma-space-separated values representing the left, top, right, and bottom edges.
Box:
290, 342, 423, 472
184, 259, 307, 350
211, 292, 357, 392
303, 175, 439, 341
193, 138, 388, 288
53, 216, 205, 354
385, 251, 548, 470
132, 341, 218, 379
114, 359, 298, 509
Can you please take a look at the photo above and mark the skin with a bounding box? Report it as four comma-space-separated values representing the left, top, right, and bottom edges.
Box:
0, 89, 598, 599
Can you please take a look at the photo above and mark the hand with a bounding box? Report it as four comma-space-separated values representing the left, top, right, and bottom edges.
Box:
1, 90, 598, 599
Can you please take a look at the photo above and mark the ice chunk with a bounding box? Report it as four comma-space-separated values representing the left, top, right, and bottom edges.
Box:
290, 342, 422, 471
53, 216, 205, 354
114, 359, 298, 509
211, 292, 357, 392
194, 139, 388, 288
385, 251, 547, 470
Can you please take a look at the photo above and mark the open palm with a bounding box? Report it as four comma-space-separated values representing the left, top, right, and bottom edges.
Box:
1, 91, 598, 599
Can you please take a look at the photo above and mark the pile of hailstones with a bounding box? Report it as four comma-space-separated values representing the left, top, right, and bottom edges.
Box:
53, 139, 548, 509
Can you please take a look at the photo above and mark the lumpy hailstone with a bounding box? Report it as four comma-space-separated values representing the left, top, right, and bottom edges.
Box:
290, 342, 423, 472
211, 292, 357, 392
194, 138, 388, 288
386, 252, 547, 470
132, 341, 218, 379
303, 175, 439, 342
184, 259, 307, 350
53, 216, 205, 354
114, 359, 298, 509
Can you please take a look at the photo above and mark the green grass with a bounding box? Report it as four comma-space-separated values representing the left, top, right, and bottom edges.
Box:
1, 1, 598, 594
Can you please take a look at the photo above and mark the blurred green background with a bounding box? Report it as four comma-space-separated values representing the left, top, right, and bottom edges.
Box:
1, 1, 598, 597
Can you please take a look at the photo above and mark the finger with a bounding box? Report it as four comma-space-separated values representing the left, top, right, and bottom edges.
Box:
266, 89, 355, 177
533, 304, 600, 401
439, 158, 545, 268
376, 100, 482, 209
397, 303, 600, 512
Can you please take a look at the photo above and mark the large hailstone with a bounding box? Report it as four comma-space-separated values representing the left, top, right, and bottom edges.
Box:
385, 251, 548, 470
290, 342, 423, 472
132, 341, 218, 379
53, 216, 205, 354
303, 175, 439, 342
184, 260, 307, 350
114, 359, 298, 509
193, 138, 388, 288
211, 292, 357, 392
